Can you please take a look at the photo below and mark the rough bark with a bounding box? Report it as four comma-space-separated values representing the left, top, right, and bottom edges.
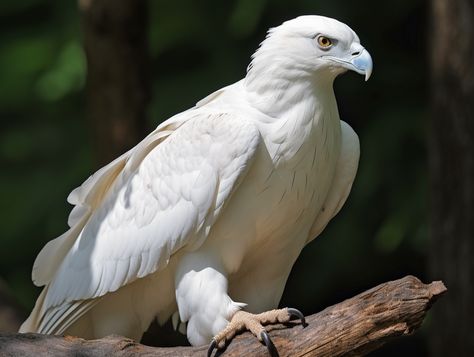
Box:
0, 276, 446, 356
79, 0, 151, 166
429, 0, 474, 355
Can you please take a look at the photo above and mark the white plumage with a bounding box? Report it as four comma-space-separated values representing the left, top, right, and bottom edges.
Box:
20, 15, 372, 346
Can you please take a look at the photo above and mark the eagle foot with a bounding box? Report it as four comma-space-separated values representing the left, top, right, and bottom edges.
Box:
207, 307, 306, 357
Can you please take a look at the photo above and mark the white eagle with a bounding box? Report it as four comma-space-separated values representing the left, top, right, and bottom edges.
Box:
21, 15, 372, 356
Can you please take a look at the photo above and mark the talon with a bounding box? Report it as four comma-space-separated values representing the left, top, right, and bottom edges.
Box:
207, 339, 217, 357
260, 330, 279, 357
287, 307, 307, 327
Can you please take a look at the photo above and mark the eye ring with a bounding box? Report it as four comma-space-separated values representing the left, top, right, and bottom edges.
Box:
317, 35, 332, 49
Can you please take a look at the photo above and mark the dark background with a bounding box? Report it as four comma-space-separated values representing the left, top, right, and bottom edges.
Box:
1, 0, 472, 356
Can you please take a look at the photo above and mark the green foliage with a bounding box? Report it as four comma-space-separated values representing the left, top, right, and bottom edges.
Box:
0, 0, 89, 308
35, 40, 86, 101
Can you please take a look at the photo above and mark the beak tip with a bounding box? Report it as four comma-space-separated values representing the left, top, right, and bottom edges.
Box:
351, 48, 373, 82
365, 70, 372, 81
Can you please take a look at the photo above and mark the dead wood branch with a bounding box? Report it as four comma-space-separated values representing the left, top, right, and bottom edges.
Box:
0, 276, 446, 356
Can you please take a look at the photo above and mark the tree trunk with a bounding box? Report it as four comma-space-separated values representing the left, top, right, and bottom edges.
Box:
79, 0, 151, 166
0, 276, 446, 356
429, 0, 474, 355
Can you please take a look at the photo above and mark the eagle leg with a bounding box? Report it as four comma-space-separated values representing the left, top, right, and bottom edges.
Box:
207, 307, 306, 357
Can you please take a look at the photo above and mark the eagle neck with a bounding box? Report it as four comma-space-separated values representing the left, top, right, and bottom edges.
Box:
245, 73, 340, 166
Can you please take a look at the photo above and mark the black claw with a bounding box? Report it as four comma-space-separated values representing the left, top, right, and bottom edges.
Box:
287, 308, 307, 327
260, 330, 279, 357
207, 339, 217, 357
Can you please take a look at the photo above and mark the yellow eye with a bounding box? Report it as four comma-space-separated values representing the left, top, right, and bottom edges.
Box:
317, 36, 332, 48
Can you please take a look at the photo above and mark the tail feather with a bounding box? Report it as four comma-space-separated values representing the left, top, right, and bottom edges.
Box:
39, 299, 99, 335
19, 287, 47, 333
19, 285, 99, 336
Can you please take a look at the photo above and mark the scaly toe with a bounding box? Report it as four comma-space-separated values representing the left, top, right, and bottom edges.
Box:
208, 308, 306, 357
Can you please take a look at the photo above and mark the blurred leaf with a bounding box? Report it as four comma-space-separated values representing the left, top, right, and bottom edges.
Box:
35, 40, 86, 101
0, 35, 55, 106
0, 36, 53, 76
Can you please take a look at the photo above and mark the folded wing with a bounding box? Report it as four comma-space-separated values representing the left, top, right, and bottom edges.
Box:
22, 110, 260, 334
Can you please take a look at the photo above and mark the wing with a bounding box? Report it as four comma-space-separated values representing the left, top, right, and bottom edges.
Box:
31, 112, 192, 288
307, 120, 360, 243
30, 84, 231, 288
29, 110, 260, 334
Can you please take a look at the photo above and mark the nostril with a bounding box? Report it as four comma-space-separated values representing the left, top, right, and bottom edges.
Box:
352, 51, 360, 56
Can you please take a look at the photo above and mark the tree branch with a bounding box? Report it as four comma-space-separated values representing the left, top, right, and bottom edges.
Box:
0, 276, 446, 356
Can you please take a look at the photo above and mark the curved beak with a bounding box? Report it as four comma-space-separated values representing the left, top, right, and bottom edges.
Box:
324, 45, 373, 81
349, 48, 373, 81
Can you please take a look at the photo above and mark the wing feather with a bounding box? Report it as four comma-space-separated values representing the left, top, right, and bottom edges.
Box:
31, 110, 260, 333
32, 113, 191, 287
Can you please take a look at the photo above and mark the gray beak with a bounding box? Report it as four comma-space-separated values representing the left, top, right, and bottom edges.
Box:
350, 48, 373, 81
323, 46, 373, 81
